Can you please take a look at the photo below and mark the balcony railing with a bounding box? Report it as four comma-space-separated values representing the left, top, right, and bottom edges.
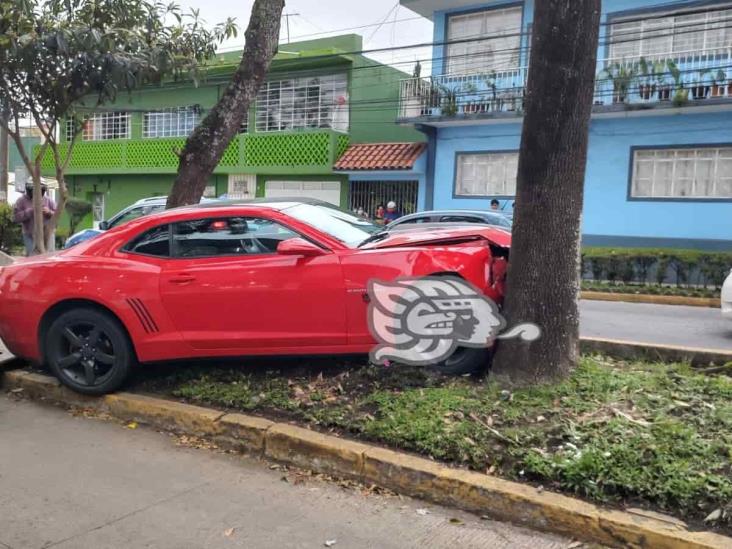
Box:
37, 130, 350, 176
398, 46, 732, 120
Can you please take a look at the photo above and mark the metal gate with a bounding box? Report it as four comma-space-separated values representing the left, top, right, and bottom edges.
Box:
349, 180, 419, 217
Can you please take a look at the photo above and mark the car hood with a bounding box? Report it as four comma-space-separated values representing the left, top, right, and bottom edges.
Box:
361, 226, 511, 249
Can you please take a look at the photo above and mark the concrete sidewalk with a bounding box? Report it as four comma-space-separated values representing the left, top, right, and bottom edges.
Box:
0, 395, 569, 549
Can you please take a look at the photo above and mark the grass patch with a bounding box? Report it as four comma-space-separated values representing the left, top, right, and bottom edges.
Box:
132, 356, 732, 532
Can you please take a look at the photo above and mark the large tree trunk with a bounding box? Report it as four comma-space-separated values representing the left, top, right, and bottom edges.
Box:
491, 0, 601, 386
167, 0, 285, 208
0, 108, 8, 203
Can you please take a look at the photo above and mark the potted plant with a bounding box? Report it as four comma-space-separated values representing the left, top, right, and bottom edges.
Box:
598, 62, 638, 104
638, 58, 656, 101
711, 69, 727, 97
439, 84, 459, 116
666, 60, 689, 107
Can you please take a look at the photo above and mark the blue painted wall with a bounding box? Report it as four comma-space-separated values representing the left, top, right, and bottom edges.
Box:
432, 111, 732, 243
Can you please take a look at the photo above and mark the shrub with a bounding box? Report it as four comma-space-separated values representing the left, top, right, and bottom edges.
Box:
0, 202, 23, 253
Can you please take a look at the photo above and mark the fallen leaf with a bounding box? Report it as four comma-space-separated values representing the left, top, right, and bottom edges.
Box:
224, 528, 235, 537
704, 509, 722, 522
486, 465, 496, 475
416, 508, 429, 516
480, 515, 490, 520
125, 421, 138, 429
536, 415, 546, 423
566, 541, 583, 548
449, 518, 463, 525
9, 388, 23, 393
324, 540, 337, 547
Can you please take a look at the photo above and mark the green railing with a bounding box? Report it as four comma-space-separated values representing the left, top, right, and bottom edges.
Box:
38, 130, 350, 176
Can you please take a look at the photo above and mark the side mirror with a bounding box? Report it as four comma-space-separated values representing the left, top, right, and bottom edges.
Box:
277, 238, 325, 257
99, 221, 109, 231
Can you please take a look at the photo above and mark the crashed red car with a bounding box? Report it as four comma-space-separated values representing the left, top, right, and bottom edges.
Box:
0, 199, 510, 394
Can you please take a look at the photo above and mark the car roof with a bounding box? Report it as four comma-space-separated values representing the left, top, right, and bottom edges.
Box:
194, 197, 333, 210
398, 209, 510, 218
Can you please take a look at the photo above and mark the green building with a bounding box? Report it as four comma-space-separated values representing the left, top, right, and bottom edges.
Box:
42, 34, 424, 228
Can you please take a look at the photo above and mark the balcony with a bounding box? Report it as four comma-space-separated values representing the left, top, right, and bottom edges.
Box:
398, 46, 732, 123
38, 130, 350, 177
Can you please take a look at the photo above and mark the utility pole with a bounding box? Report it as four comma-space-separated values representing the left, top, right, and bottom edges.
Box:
0, 105, 8, 203
282, 12, 300, 44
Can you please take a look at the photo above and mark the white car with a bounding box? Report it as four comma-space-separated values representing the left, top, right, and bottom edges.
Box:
723, 269, 732, 321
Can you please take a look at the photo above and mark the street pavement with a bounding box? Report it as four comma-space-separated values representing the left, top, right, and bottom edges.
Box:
0, 395, 570, 549
579, 299, 732, 352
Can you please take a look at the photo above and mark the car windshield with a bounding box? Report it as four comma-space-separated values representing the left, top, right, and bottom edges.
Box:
284, 203, 381, 247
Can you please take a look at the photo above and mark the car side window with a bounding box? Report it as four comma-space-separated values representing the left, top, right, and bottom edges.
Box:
124, 224, 171, 257
171, 217, 299, 258
399, 216, 429, 224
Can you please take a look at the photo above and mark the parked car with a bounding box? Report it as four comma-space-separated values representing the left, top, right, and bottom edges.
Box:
722, 269, 732, 322
0, 199, 511, 395
385, 209, 512, 231
64, 196, 218, 248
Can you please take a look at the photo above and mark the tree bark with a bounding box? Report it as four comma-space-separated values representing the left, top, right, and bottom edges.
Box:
0, 106, 8, 203
491, 0, 601, 386
167, 0, 285, 209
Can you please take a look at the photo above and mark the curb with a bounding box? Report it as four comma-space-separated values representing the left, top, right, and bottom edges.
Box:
581, 291, 720, 308
3, 369, 730, 549
580, 337, 732, 366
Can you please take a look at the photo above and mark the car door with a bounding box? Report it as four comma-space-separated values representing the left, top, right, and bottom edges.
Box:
158, 215, 348, 351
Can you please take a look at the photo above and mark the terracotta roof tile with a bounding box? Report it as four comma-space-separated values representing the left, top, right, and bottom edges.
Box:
334, 142, 426, 171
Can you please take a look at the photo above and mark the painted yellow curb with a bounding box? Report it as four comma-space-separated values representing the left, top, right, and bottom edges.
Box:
581, 291, 720, 308
2, 369, 730, 549
580, 337, 732, 366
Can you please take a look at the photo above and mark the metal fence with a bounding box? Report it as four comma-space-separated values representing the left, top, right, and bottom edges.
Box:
349, 180, 419, 219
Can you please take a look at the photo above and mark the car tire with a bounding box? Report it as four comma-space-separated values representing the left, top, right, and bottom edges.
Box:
45, 308, 134, 395
429, 346, 492, 376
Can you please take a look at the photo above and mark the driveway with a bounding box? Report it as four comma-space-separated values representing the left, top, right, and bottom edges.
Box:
0, 395, 569, 549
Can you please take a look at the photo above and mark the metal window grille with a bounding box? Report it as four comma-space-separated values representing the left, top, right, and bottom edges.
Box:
349, 180, 419, 217
255, 73, 349, 132
446, 7, 522, 75
239, 112, 249, 134
454, 152, 518, 197
632, 147, 732, 198
73, 112, 130, 141
609, 5, 732, 60
143, 107, 198, 138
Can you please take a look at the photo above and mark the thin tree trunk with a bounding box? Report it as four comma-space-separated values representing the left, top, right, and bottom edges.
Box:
491, 0, 601, 386
0, 107, 8, 203
167, 0, 285, 209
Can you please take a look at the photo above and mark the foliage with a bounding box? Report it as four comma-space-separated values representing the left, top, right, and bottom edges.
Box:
133, 356, 732, 530
64, 197, 92, 235
0, 201, 22, 252
582, 247, 732, 289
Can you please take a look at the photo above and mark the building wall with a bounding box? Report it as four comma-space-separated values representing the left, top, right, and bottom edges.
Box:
432, 111, 732, 247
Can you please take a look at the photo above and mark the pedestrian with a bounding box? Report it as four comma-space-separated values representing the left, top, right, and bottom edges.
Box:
374, 203, 386, 225
383, 201, 402, 224
490, 199, 500, 210
13, 183, 57, 256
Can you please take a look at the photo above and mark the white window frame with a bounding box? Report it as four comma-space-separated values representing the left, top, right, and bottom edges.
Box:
255, 73, 349, 133
70, 112, 130, 141
143, 106, 199, 138
445, 6, 523, 75
630, 146, 732, 200
608, 4, 732, 60
454, 151, 519, 198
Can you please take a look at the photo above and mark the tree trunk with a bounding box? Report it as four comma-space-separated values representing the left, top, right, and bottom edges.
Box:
491, 0, 601, 386
0, 107, 8, 203
167, 0, 285, 208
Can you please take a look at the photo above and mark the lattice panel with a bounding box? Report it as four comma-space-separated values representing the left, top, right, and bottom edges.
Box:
219, 139, 240, 167
243, 133, 331, 168
40, 141, 125, 172
336, 134, 350, 161
127, 138, 186, 168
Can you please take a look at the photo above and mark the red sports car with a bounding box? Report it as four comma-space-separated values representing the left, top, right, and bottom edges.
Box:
0, 200, 510, 394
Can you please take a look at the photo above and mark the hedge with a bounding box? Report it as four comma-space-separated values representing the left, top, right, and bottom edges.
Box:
582, 247, 732, 288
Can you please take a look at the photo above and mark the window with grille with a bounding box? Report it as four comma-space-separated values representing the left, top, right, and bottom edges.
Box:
65, 112, 130, 141
455, 152, 518, 197
255, 73, 349, 132
143, 107, 198, 138
631, 147, 732, 199
446, 7, 522, 75
609, 5, 732, 60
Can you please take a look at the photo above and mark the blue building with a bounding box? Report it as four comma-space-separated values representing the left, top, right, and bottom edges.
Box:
398, 0, 732, 250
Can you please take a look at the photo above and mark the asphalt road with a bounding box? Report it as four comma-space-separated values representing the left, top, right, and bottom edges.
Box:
579, 300, 732, 352
0, 395, 569, 549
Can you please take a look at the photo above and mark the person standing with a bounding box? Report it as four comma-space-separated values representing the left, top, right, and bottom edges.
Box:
490, 199, 500, 210
374, 203, 386, 226
13, 183, 57, 256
